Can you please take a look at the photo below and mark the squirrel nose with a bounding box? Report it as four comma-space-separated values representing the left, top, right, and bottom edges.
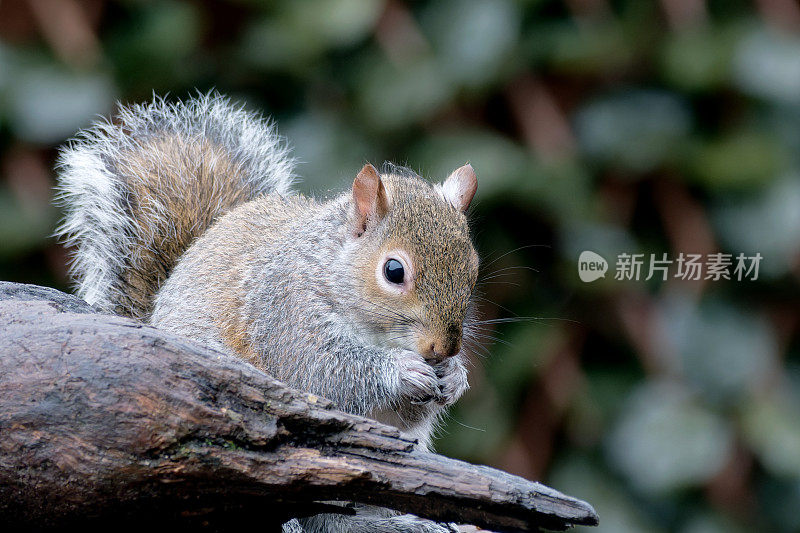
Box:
420, 337, 461, 361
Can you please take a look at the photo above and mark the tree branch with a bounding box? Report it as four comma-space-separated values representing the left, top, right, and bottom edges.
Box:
0, 282, 597, 532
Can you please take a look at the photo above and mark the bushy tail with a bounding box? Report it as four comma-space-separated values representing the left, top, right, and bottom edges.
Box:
55, 93, 295, 320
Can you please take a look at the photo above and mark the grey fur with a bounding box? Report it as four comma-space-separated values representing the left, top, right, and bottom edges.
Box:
57, 94, 478, 532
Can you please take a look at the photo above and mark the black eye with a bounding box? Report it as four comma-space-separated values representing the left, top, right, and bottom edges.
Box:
384, 258, 405, 284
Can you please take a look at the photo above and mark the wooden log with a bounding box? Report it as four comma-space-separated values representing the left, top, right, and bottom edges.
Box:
0, 282, 598, 532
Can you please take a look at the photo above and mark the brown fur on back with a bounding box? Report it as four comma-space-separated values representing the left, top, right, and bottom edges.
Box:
116, 136, 253, 320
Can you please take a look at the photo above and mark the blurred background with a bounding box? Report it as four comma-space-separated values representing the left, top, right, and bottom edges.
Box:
1, 0, 800, 531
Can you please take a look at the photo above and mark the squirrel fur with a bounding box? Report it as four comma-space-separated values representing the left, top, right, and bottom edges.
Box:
55, 93, 479, 532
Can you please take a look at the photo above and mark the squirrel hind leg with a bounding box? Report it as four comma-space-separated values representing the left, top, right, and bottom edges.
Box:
294, 508, 458, 533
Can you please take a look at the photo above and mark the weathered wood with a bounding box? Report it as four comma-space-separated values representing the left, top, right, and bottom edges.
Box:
0, 282, 597, 532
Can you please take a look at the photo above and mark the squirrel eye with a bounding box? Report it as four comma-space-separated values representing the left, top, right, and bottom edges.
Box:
383, 258, 405, 284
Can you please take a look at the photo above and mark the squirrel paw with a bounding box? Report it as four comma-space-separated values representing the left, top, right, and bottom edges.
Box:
434, 356, 469, 406
397, 350, 443, 405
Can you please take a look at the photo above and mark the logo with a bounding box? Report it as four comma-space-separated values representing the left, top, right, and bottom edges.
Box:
578, 251, 608, 283
577, 251, 762, 282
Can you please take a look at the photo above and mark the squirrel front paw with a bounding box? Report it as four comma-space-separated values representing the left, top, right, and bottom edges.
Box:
395, 351, 468, 408
434, 356, 469, 406
396, 350, 444, 405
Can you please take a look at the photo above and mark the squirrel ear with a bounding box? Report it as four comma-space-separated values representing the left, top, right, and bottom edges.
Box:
352, 163, 388, 235
441, 163, 477, 213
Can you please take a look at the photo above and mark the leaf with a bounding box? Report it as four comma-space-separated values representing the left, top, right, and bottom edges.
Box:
741, 394, 800, 478
732, 25, 800, 105
7, 65, 115, 144
421, 0, 520, 88
356, 55, 454, 130
660, 26, 740, 92
606, 381, 733, 494
575, 90, 691, 172
712, 173, 800, 277
688, 131, 784, 191
659, 297, 778, 405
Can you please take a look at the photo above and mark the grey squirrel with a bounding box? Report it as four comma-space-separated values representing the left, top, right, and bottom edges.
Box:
55, 94, 479, 532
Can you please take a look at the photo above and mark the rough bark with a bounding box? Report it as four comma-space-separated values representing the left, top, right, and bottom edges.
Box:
0, 282, 598, 532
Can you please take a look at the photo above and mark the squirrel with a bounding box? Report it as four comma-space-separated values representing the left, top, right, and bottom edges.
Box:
55, 93, 479, 532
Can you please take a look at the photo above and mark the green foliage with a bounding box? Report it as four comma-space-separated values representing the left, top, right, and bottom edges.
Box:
1, 1, 799, 531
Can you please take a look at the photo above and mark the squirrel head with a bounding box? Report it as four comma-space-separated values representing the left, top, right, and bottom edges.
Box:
346, 163, 479, 363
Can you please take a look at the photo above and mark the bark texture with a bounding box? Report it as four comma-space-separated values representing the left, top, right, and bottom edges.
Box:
0, 282, 598, 532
